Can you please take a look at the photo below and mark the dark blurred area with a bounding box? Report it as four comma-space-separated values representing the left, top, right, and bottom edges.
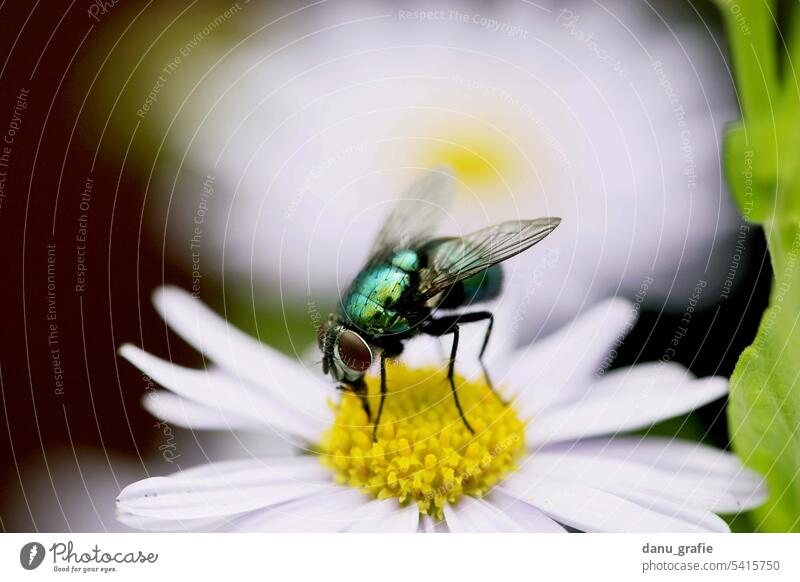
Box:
0, 1, 208, 531
0, 0, 772, 532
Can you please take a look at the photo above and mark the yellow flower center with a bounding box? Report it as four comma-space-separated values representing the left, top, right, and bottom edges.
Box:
422, 132, 511, 189
319, 365, 526, 519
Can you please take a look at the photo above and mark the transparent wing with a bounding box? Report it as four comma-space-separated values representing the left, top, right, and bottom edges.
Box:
366, 167, 456, 265
419, 217, 561, 296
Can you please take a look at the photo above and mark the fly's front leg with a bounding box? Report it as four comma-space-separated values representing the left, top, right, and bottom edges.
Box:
359, 392, 371, 422
372, 352, 388, 442
337, 378, 371, 421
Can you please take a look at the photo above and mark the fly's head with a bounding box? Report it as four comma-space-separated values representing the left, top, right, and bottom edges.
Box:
317, 316, 373, 391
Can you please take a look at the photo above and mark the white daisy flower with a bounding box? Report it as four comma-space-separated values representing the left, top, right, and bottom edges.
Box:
116, 287, 765, 532
160, 0, 738, 332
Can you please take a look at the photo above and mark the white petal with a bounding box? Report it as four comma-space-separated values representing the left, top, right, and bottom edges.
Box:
511, 450, 753, 513
117, 512, 228, 532
117, 457, 332, 520
444, 496, 523, 532
167, 456, 330, 484
402, 335, 449, 369
541, 437, 767, 511
143, 391, 260, 432
417, 513, 436, 533
219, 488, 369, 532
562, 436, 747, 476
498, 477, 728, 532
526, 363, 727, 447
485, 489, 567, 532
611, 490, 730, 533
119, 344, 324, 443
502, 298, 637, 409
153, 286, 329, 420
345, 499, 420, 533
417, 513, 450, 533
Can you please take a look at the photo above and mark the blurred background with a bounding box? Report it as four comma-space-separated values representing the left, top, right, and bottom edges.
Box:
0, 0, 772, 532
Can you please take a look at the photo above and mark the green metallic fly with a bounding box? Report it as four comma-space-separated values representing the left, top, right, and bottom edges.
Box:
317, 168, 560, 440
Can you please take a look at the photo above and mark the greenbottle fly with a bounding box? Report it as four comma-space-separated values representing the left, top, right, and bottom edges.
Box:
317, 168, 561, 440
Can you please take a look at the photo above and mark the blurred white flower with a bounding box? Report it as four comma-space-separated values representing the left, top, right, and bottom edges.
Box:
116, 287, 764, 532
158, 0, 738, 333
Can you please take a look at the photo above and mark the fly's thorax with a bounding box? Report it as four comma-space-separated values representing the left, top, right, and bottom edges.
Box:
389, 249, 420, 271
340, 260, 418, 336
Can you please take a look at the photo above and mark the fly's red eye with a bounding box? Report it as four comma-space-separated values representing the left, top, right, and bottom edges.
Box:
337, 330, 372, 373
317, 321, 330, 349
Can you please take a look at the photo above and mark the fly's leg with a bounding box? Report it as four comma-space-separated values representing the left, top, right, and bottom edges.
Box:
372, 352, 388, 442
359, 393, 371, 422
477, 313, 506, 406
423, 316, 474, 433
424, 311, 505, 426
446, 324, 474, 434
338, 379, 371, 421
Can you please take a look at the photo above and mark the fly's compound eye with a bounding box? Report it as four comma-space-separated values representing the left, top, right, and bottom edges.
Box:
336, 330, 372, 373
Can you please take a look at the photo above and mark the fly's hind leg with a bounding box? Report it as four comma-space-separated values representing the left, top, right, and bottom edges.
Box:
423, 317, 474, 434
424, 311, 506, 428
477, 313, 506, 406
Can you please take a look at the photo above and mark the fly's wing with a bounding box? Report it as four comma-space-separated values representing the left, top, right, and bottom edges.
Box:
365, 167, 456, 265
418, 218, 561, 296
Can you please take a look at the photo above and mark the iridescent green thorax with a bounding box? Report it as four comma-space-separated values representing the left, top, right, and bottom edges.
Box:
340, 250, 421, 337
390, 249, 419, 271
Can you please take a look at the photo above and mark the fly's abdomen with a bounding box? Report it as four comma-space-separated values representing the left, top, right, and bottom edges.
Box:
341, 255, 419, 335
436, 264, 504, 309
462, 264, 503, 304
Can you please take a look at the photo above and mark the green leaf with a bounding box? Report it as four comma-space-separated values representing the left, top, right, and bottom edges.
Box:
729, 229, 800, 531
713, 0, 778, 119
718, 0, 800, 532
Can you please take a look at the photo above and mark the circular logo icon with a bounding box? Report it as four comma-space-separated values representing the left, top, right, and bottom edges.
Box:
19, 542, 46, 570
